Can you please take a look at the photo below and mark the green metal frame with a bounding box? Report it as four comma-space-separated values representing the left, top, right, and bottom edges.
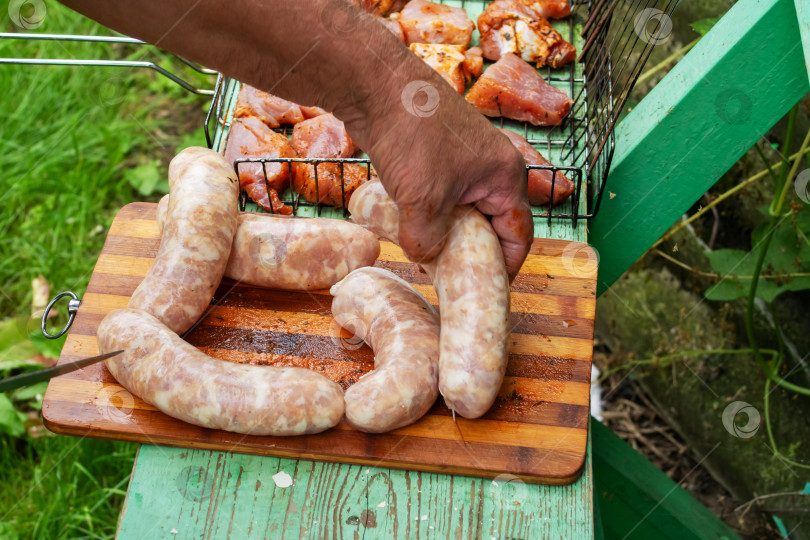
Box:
590, 0, 809, 296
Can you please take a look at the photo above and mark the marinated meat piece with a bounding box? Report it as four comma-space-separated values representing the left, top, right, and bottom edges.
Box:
399, 0, 475, 47
351, 0, 408, 16
292, 162, 376, 208
290, 113, 357, 159
409, 43, 482, 93
478, 0, 576, 68
223, 117, 295, 215
234, 84, 325, 128
290, 113, 369, 208
382, 17, 406, 42
300, 105, 328, 119
499, 128, 574, 205
465, 53, 573, 126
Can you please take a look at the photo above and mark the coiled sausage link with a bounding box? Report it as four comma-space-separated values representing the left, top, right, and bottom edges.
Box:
129, 147, 239, 334
330, 267, 439, 432
157, 195, 381, 290
348, 181, 510, 418
98, 308, 345, 435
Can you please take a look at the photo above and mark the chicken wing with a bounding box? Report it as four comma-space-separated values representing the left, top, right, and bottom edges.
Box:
465, 53, 573, 126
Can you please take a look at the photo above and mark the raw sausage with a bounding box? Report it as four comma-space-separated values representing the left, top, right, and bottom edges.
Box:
98, 308, 345, 435
157, 195, 381, 290
330, 267, 439, 432
348, 181, 510, 418
129, 147, 238, 334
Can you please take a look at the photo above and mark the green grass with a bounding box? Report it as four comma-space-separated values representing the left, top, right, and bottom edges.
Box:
0, 4, 213, 537
0, 436, 135, 539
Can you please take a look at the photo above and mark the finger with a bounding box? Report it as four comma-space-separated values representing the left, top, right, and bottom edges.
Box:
397, 202, 453, 264
489, 200, 534, 281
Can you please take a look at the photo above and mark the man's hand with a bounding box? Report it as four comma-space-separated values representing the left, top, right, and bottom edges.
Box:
347, 75, 534, 280
59, 0, 534, 278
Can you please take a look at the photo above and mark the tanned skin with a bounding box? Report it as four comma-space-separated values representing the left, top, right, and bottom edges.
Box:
60, 0, 533, 279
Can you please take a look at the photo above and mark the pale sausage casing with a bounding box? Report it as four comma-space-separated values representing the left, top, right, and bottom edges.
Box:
156, 195, 381, 290
98, 308, 345, 435
330, 267, 440, 432
129, 147, 238, 334
348, 180, 511, 418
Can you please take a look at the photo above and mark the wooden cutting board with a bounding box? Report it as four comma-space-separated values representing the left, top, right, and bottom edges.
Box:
42, 202, 597, 485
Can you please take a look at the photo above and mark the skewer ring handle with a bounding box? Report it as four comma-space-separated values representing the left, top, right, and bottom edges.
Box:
41, 291, 81, 339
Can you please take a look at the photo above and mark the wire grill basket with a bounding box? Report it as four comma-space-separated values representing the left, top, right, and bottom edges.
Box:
202, 0, 678, 226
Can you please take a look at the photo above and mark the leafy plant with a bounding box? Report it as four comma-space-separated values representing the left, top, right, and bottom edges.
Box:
702, 103, 810, 469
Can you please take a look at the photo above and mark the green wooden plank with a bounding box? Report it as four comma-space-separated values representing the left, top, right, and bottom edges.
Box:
591, 418, 739, 540
118, 435, 592, 539
589, 0, 809, 296
796, 0, 810, 85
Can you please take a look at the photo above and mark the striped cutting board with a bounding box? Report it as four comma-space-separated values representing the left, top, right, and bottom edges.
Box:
42, 202, 597, 485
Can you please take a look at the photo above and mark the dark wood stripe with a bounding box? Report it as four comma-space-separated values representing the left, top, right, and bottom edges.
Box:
429, 399, 588, 429
87, 272, 143, 297
101, 235, 160, 258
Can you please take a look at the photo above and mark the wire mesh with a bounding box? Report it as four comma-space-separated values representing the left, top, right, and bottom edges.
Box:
204, 0, 680, 225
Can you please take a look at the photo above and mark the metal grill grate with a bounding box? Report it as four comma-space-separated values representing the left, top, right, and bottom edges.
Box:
204, 0, 680, 225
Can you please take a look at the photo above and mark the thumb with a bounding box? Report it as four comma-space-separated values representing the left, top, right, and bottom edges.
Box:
397, 202, 453, 264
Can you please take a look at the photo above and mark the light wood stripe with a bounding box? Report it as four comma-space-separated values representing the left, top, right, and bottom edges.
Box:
108, 218, 160, 239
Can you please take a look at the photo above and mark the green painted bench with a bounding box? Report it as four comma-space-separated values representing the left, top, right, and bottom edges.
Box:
115, 0, 809, 537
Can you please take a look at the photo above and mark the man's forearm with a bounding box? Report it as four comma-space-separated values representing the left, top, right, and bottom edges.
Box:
59, 0, 432, 143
